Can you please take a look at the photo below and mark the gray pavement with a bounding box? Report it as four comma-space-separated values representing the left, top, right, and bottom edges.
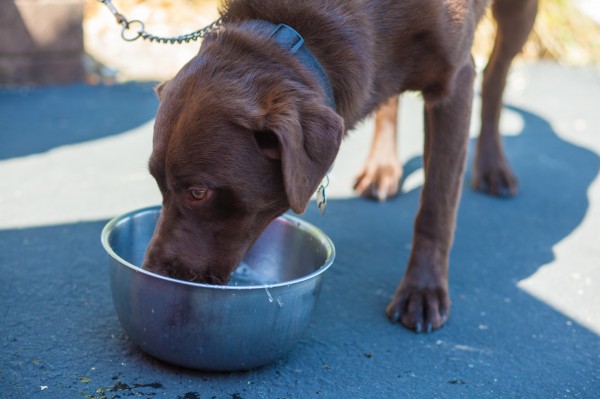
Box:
1, 62, 599, 398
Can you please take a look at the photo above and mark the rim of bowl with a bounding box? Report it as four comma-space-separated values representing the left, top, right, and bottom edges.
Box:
101, 205, 336, 290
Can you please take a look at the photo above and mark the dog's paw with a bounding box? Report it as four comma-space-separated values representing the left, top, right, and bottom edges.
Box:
386, 279, 450, 333
471, 156, 518, 197
354, 159, 402, 202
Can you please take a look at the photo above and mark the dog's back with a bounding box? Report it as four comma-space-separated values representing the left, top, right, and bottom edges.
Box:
222, 0, 488, 127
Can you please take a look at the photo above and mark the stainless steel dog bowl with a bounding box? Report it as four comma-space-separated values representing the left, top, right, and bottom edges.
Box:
101, 206, 335, 371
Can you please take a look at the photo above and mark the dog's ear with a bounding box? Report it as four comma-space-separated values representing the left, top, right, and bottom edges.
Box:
256, 96, 344, 214
154, 80, 169, 99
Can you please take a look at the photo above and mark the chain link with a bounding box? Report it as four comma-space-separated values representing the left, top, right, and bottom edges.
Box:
98, 0, 223, 44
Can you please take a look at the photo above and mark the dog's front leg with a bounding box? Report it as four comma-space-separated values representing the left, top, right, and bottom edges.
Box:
386, 62, 475, 333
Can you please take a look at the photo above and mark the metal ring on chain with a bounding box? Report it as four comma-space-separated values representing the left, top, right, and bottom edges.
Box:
121, 19, 145, 42
100, 0, 224, 44
138, 18, 223, 44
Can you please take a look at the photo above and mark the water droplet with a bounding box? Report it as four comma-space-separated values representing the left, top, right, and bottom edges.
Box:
265, 288, 273, 303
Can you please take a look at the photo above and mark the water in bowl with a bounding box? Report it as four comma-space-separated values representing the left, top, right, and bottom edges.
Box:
228, 261, 279, 286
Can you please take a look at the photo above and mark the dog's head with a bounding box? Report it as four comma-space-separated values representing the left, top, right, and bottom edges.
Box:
142, 32, 343, 283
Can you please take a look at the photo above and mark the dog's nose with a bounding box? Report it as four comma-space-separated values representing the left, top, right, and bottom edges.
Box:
142, 249, 226, 285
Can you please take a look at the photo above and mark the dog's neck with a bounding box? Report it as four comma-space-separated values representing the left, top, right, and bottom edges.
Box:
221, 0, 375, 129
239, 20, 336, 111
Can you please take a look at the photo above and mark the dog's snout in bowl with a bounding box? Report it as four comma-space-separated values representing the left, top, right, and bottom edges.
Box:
140, 211, 241, 286
101, 206, 335, 371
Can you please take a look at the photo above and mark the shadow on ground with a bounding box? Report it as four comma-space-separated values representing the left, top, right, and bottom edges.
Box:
0, 83, 158, 160
1, 103, 599, 398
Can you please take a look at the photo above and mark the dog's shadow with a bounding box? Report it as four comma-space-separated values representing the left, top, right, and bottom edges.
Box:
293, 103, 600, 380
307, 103, 598, 305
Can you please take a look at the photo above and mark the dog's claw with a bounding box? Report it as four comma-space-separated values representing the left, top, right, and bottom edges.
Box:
471, 157, 518, 198
441, 312, 448, 323
415, 322, 423, 334
387, 278, 450, 333
354, 161, 402, 202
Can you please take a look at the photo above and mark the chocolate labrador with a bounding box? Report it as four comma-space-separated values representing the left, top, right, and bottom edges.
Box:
143, 0, 537, 333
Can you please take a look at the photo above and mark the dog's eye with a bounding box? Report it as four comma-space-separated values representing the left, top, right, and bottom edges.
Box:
189, 188, 207, 201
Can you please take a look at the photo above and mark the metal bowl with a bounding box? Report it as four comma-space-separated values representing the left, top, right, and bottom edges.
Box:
101, 206, 335, 371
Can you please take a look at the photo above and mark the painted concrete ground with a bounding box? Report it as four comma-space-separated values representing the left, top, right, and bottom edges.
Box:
1, 63, 599, 398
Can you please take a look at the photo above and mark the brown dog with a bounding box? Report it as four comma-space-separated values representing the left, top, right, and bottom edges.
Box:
143, 0, 537, 333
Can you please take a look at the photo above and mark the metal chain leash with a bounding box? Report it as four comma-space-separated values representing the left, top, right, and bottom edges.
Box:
98, 0, 223, 44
